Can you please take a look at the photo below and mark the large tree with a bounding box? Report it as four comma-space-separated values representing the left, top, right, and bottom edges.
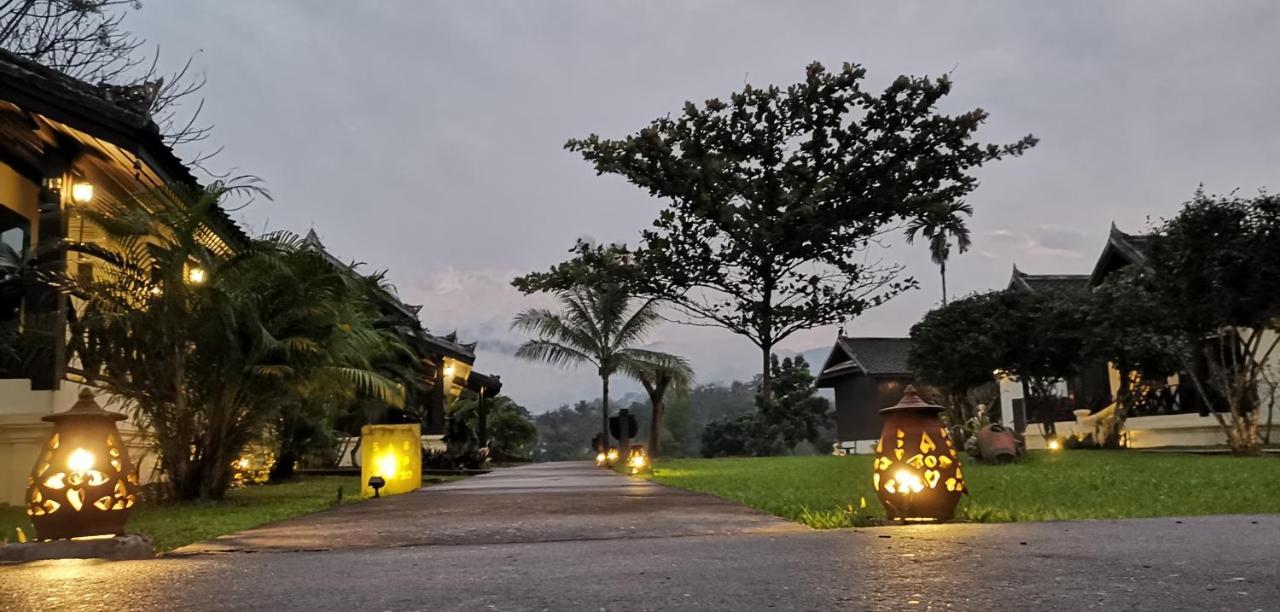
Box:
1115, 191, 1280, 454
908, 290, 1005, 432
564, 62, 1035, 402
511, 285, 687, 456
0, 1, 212, 152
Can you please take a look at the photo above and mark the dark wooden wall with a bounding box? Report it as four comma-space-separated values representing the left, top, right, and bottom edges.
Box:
833, 375, 912, 442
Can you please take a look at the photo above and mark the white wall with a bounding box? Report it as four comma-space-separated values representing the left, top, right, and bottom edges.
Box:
0, 381, 159, 506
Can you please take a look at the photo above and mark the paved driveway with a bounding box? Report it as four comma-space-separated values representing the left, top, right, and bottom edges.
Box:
1, 462, 1277, 611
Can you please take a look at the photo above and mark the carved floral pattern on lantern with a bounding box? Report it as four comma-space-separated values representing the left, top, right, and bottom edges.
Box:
26, 433, 136, 518
872, 428, 966, 501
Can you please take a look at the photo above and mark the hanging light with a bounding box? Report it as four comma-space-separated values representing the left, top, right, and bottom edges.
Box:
187, 267, 206, 285
70, 181, 94, 204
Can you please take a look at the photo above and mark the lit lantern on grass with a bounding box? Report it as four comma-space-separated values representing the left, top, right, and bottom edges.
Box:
872, 386, 965, 521
626, 445, 649, 475
26, 389, 138, 540
605, 448, 620, 465
360, 423, 422, 498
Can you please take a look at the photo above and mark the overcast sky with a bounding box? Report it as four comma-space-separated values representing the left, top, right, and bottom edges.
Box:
131, 1, 1280, 412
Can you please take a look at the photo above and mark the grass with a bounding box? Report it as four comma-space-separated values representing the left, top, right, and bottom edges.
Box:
647, 451, 1280, 528
0, 475, 460, 552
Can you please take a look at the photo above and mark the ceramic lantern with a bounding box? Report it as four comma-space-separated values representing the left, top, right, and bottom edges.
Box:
872, 385, 966, 521
26, 389, 139, 540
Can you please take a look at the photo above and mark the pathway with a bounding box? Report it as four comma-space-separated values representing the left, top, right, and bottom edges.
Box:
1, 462, 1277, 610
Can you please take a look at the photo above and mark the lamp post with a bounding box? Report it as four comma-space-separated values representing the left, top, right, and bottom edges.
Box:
872, 386, 966, 521
26, 389, 138, 540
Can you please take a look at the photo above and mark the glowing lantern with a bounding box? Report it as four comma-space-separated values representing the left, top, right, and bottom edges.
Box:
25, 389, 138, 540
626, 445, 649, 475
594, 452, 608, 466
359, 424, 422, 498
605, 448, 620, 465
872, 386, 965, 521
70, 181, 94, 204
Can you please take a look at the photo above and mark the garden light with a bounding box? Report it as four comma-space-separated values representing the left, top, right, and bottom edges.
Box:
367, 476, 386, 498
605, 448, 620, 464
70, 181, 94, 204
1047, 439, 1062, 451
872, 386, 966, 521
359, 423, 422, 498
626, 445, 649, 474
26, 389, 138, 540
595, 452, 607, 466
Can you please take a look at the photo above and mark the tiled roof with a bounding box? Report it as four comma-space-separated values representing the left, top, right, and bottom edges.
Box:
815, 336, 912, 386
1008, 265, 1090, 293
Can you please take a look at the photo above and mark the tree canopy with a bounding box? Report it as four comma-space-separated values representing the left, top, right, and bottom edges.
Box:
559, 61, 1036, 400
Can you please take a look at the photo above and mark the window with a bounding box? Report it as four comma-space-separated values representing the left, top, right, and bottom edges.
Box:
0, 205, 29, 255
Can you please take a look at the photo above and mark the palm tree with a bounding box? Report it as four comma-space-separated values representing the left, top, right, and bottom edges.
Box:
67, 183, 404, 499
904, 201, 973, 305
626, 358, 693, 459
512, 285, 678, 456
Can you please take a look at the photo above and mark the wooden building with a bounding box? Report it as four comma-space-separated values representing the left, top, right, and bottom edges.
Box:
815, 337, 914, 454
997, 223, 1251, 449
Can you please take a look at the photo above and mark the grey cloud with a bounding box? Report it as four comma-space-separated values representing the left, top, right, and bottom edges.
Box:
125, 1, 1280, 410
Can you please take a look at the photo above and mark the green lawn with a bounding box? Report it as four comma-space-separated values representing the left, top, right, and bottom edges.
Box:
1, 475, 459, 552
647, 451, 1280, 528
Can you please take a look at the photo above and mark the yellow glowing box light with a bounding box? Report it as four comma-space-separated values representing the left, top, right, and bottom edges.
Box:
360, 423, 422, 498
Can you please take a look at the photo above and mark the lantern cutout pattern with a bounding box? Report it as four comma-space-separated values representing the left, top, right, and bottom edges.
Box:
26, 389, 139, 540
873, 385, 966, 521
360, 423, 422, 498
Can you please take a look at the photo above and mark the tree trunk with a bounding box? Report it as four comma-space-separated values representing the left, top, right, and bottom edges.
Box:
649, 398, 664, 459
759, 344, 773, 411
940, 260, 948, 305
477, 391, 489, 449
601, 373, 611, 456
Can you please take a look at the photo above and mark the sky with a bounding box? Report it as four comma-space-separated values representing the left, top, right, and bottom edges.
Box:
129, 1, 1280, 412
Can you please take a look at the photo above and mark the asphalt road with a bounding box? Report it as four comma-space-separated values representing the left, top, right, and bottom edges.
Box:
1, 462, 1277, 611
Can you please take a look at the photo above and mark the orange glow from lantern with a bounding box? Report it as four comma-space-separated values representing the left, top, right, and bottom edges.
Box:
872, 386, 967, 521
67, 448, 95, 473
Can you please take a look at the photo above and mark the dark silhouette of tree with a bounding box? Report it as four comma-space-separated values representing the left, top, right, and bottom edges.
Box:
564, 61, 1036, 405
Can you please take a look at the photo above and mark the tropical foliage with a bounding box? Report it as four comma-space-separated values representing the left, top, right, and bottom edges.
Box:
511, 285, 690, 454
904, 201, 973, 305
701, 355, 832, 457
64, 183, 406, 499
446, 391, 537, 462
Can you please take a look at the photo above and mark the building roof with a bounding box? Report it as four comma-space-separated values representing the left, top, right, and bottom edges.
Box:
1089, 222, 1150, 286
0, 48, 247, 247
815, 336, 912, 387
466, 371, 502, 395
300, 229, 476, 364
1007, 265, 1091, 293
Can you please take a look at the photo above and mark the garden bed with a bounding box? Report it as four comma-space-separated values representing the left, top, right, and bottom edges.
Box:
0, 474, 460, 552
646, 451, 1280, 528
